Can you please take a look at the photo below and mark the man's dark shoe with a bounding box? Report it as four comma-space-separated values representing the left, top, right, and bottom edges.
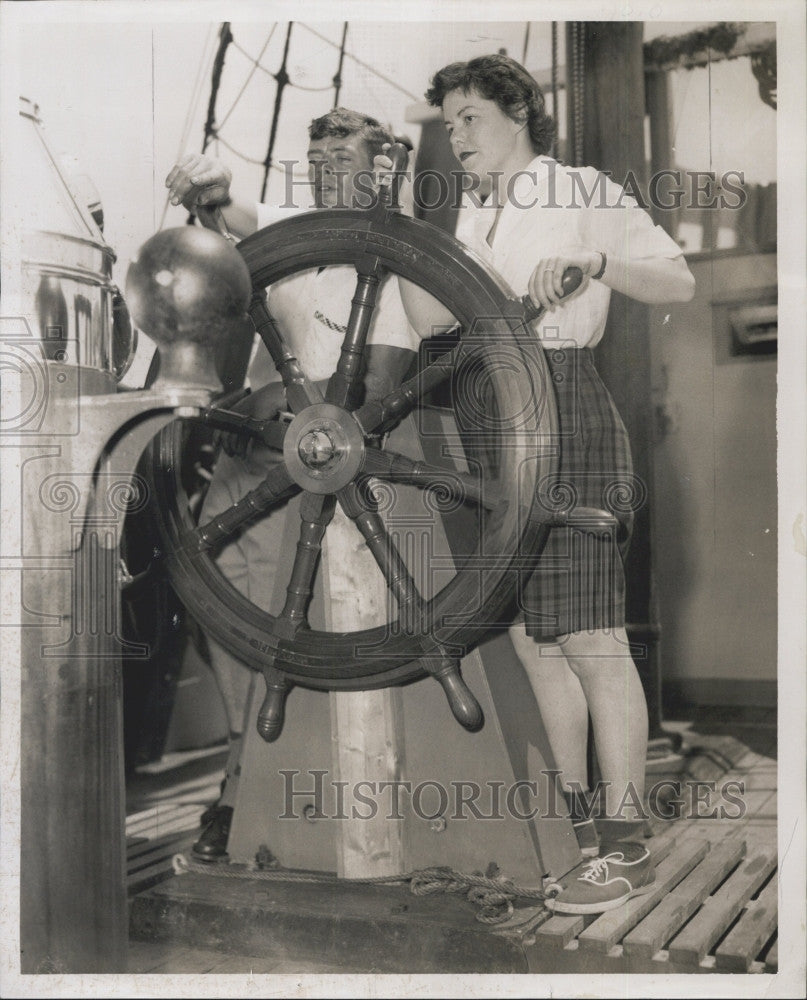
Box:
192, 805, 233, 861
199, 779, 227, 827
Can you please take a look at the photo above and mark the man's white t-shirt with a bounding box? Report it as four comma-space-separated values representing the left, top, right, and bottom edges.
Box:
247, 264, 421, 389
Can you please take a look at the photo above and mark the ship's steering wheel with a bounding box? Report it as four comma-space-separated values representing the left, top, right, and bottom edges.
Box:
145, 165, 582, 743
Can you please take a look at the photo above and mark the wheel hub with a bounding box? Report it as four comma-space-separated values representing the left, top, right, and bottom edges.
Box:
283, 402, 365, 493
299, 428, 338, 469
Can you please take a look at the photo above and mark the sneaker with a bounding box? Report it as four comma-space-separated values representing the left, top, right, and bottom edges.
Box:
192, 805, 233, 861
572, 817, 600, 858
544, 841, 655, 914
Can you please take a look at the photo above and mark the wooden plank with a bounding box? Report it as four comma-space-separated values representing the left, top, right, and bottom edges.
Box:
715, 875, 778, 972
130, 871, 530, 974
127, 939, 189, 973
739, 790, 776, 817
271, 959, 351, 975
534, 914, 588, 949
491, 905, 553, 942
125, 802, 200, 836
764, 937, 778, 972
125, 808, 201, 840
127, 776, 223, 808
129, 944, 233, 974
127, 835, 195, 876
127, 827, 197, 862
127, 859, 182, 897
736, 769, 778, 791
329, 688, 405, 879
731, 749, 767, 771
130, 814, 200, 841
579, 838, 710, 953
322, 504, 405, 880
623, 838, 746, 959
125, 803, 184, 829
642, 831, 676, 867
205, 954, 281, 974
668, 849, 777, 966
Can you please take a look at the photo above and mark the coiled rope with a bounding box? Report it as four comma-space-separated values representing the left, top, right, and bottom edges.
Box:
172, 853, 549, 925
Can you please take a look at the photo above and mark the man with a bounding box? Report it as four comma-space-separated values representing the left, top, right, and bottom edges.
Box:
165, 108, 421, 858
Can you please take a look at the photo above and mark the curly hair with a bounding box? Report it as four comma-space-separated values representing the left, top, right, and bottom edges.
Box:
425, 54, 555, 155
308, 107, 395, 160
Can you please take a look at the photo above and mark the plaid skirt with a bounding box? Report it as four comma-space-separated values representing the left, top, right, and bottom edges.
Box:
519, 347, 638, 642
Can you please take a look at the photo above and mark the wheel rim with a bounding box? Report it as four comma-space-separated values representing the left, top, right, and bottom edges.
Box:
147, 209, 558, 691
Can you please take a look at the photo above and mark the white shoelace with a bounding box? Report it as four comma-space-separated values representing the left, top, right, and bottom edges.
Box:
578, 851, 626, 883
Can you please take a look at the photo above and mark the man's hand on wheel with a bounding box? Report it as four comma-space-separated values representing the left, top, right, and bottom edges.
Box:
220, 382, 287, 459
166, 154, 232, 211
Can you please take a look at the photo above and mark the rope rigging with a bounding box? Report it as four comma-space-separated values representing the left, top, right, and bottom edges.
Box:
158, 23, 217, 231
332, 22, 349, 107
298, 21, 419, 102
183, 20, 234, 227
202, 22, 234, 153
231, 37, 332, 92
212, 132, 269, 167
178, 19, 419, 207
217, 25, 277, 132
259, 21, 294, 201
177, 19, 584, 210
551, 21, 558, 158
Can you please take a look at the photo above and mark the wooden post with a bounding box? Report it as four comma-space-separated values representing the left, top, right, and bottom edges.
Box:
15, 370, 130, 974
645, 69, 675, 235
20, 527, 129, 973
581, 22, 673, 745
323, 509, 406, 878
14, 378, 215, 972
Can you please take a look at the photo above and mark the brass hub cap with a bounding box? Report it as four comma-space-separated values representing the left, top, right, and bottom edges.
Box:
283, 403, 365, 493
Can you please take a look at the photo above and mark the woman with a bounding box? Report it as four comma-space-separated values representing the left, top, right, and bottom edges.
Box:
382, 53, 694, 914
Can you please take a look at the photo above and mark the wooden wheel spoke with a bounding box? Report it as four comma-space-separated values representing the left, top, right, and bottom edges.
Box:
256, 662, 291, 744
361, 447, 504, 511
276, 493, 337, 628
352, 344, 459, 435
336, 481, 424, 635
198, 407, 288, 451
192, 464, 299, 552
248, 291, 323, 412
325, 266, 383, 409
256, 494, 333, 744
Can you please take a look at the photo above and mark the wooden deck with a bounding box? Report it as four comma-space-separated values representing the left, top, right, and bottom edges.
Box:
124, 723, 779, 976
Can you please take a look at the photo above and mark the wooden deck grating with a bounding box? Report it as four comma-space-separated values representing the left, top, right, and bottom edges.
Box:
125, 726, 778, 975
524, 830, 778, 974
